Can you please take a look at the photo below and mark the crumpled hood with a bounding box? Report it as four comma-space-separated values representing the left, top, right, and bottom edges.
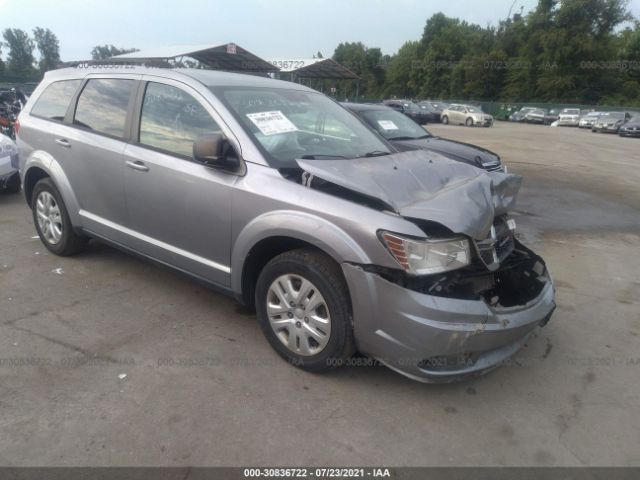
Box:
297, 150, 522, 240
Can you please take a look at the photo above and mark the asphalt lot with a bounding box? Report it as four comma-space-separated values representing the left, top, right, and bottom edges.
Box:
0, 122, 639, 466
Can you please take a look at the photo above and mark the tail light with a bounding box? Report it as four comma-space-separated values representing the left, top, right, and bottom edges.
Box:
14, 118, 20, 135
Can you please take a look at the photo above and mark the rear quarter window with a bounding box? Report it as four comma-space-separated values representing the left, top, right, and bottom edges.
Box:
30, 80, 82, 121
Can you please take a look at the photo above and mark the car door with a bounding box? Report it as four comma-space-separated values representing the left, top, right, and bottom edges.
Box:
62, 75, 139, 238
122, 78, 239, 287
457, 107, 468, 124
448, 106, 459, 124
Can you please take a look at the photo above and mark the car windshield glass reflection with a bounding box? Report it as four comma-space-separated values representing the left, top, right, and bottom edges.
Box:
215, 87, 391, 168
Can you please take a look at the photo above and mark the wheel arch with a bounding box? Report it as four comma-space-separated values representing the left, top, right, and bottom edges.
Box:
231, 211, 371, 307
22, 152, 82, 226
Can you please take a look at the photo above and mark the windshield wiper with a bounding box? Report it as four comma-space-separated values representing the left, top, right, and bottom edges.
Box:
299, 154, 347, 159
361, 150, 391, 158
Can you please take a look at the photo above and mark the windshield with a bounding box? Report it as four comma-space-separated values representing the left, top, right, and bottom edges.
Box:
402, 102, 421, 112
563, 109, 580, 115
466, 106, 481, 113
214, 87, 391, 168
360, 109, 431, 141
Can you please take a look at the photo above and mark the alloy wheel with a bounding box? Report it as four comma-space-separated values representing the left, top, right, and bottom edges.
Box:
36, 191, 63, 245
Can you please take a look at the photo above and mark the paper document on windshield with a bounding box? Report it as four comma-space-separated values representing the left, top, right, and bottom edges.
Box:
377, 120, 399, 130
246, 111, 298, 136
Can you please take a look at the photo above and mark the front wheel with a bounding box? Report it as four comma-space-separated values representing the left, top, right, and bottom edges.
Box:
255, 248, 355, 372
32, 178, 86, 256
466, 117, 474, 127
441, 115, 449, 125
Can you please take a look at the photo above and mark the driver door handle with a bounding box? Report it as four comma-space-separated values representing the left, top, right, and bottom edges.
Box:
55, 138, 71, 148
125, 160, 149, 172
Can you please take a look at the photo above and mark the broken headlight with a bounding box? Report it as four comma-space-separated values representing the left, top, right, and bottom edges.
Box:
379, 231, 471, 275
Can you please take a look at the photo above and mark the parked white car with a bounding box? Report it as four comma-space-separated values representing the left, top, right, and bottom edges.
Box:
441, 104, 493, 127
557, 108, 581, 126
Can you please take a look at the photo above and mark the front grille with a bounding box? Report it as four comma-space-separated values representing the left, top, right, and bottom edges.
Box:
474, 216, 515, 270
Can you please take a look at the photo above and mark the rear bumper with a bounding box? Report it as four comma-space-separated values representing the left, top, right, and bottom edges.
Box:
342, 246, 556, 382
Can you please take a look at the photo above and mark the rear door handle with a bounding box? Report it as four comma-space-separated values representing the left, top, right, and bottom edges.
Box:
125, 160, 149, 172
55, 138, 71, 148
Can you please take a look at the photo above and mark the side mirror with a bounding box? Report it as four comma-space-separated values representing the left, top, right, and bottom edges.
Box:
193, 133, 240, 172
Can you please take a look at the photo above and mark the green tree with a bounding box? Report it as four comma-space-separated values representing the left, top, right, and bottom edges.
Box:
414, 13, 488, 98
2, 28, 36, 78
333, 42, 386, 98
384, 41, 419, 97
33, 27, 61, 73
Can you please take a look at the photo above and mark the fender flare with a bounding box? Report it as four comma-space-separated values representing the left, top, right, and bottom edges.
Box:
231, 210, 372, 296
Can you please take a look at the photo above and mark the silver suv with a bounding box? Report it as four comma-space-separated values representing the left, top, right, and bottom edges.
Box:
17, 67, 555, 382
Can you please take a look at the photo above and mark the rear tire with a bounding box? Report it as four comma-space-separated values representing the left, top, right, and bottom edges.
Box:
442, 115, 449, 125
255, 248, 355, 373
31, 178, 86, 256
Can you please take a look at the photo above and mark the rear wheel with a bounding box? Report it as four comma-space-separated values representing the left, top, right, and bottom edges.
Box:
466, 117, 474, 127
442, 115, 449, 125
255, 248, 355, 372
32, 178, 86, 256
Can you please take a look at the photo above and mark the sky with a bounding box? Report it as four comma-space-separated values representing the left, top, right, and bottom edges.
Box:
1, 0, 639, 61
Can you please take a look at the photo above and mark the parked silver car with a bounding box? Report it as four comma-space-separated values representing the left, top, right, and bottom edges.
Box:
17, 67, 555, 382
441, 104, 494, 127
578, 111, 604, 128
0, 133, 20, 193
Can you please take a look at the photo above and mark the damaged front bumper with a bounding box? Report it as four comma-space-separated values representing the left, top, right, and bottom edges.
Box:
342, 241, 556, 382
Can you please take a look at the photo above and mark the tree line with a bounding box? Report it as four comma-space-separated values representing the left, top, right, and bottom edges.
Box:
1, 0, 638, 105
0, 27, 137, 83
331, 0, 640, 106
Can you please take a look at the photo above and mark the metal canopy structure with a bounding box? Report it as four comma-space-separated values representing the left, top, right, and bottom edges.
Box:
268, 58, 359, 80
111, 43, 278, 73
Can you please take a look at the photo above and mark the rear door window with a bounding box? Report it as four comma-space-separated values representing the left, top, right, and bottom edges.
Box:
73, 78, 136, 138
30, 80, 82, 121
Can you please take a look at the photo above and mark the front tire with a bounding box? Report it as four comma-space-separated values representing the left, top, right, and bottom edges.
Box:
32, 178, 86, 256
442, 115, 449, 125
255, 248, 355, 372
466, 117, 474, 127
